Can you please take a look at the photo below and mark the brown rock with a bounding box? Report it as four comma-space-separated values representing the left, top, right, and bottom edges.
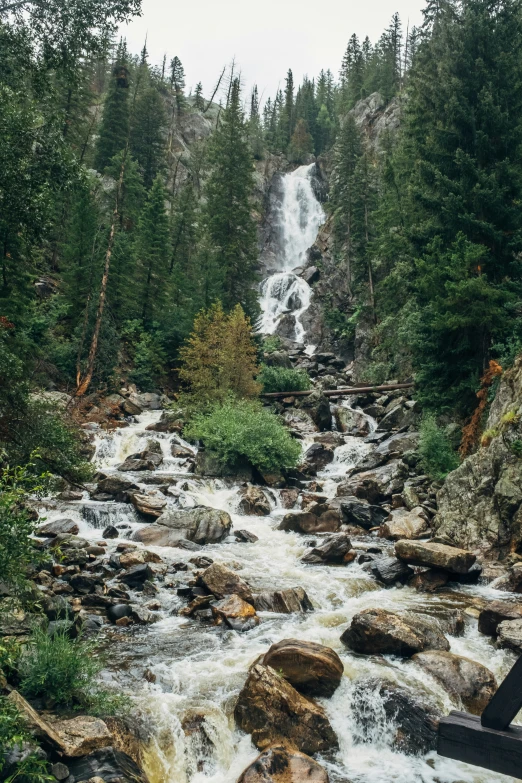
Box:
340, 608, 449, 657
38, 518, 79, 537
478, 600, 522, 636
380, 507, 429, 541
198, 563, 253, 603
413, 650, 497, 714
262, 639, 343, 697
49, 716, 113, 757
253, 588, 313, 614
234, 664, 337, 754
238, 486, 271, 516
301, 533, 352, 564
119, 549, 161, 568
212, 594, 259, 631
236, 745, 328, 783
408, 569, 449, 592
179, 595, 213, 617
395, 540, 476, 574
130, 491, 167, 518
279, 508, 341, 535
280, 489, 299, 509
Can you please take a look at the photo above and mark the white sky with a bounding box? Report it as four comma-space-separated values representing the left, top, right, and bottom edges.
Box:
120, 0, 426, 104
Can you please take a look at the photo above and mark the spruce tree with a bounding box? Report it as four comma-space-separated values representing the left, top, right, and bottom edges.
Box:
130, 86, 167, 188
248, 85, 264, 160
194, 82, 204, 110
288, 119, 314, 163
135, 175, 171, 326
204, 78, 258, 314
94, 41, 130, 171
170, 56, 186, 113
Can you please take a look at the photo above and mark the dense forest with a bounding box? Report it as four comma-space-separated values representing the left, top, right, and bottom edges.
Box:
2, 0, 522, 781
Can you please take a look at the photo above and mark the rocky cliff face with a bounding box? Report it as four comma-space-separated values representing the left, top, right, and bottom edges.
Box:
435, 355, 522, 558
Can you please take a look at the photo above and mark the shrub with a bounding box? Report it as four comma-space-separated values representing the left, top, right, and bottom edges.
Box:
261, 335, 283, 354
185, 397, 301, 473
19, 628, 126, 715
419, 415, 460, 481
257, 364, 311, 394
0, 696, 50, 782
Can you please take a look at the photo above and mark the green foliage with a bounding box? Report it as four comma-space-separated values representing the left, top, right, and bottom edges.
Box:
0, 696, 52, 782
135, 175, 171, 325
130, 86, 167, 189
185, 397, 301, 473
261, 335, 283, 354
257, 365, 311, 394
419, 415, 460, 481
511, 440, 522, 458
19, 627, 126, 714
94, 41, 130, 172
122, 320, 167, 391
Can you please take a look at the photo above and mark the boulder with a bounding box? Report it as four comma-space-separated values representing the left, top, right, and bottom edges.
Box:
376, 404, 413, 432
170, 438, 195, 459
340, 608, 449, 656
380, 507, 429, 541
134, 526, 197, 548
211, 594, 259, 632
118, 563, 152, 588
155, 506, 232, 544
195, 450, 252, 481
302, 443, 334, 470
279, 508, 341, 535
121, 399, 143, 416
478, 600, 522, 636
116, 457, 155, 472
395, 540, 476, 574
128, 392, 162, 410
337, 460, 408, 503
280, 489, 299, 509
237, 745, 328, 783
107, 604, 133, 624
301, 533, 352, 564
497, 619, 522, 653
103, 525, 119, 539
235, 529, 259, 543
408, 569, 450, 592
262, 639, 343, 697
296, 390, 332, 432
253, 587, 313, 614
119, 549, 161, 568
412, 650, 497, 714
65, 747, 149, 783
335, 407, 370, 436
238, 486, 271, 516
37, 518, 79, 537
337, 497, 389, 529
369, 557, 414, 586
234, 664, 337, 754
130, 491, 167, 518
198, 563, 253, 603
350, 678, 441, 755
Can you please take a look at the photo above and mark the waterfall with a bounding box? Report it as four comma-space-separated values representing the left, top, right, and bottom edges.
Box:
258, 163, 325, 344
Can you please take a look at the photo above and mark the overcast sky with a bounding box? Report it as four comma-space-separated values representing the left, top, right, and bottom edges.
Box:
120, 0, 426, 104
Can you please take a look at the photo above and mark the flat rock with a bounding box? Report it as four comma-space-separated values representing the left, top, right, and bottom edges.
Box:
412, 650, 497, 714
262, 639, 343, 697
380, 507, 429, 541
155, 506, 232, 544
198, 562, 253, 603
337, 460, 408, 503
97, 476, 139, 498
211, 594, 259, 632
370, 557, 414, 585
253, 587, 313, 614
478, 600, 522, 636
49, 715, 112, 757
130, 491, 167, 518
234, 664, 337, 754
235, 529, 259, 543
37, 518, 79, 537
236, 745, 328, 783
65, 747, 149, 783
395, 540, 476, 574
301, 533, 352, 564
408, 569, 450, 592
340, 608, 449, 657
497, 619, 522, 652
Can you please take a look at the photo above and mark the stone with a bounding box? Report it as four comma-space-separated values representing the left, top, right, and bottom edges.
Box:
279, 508, 341, 535
296, 390, 332, 432
380, 507, 429, 541
340, 608, 449, 656
154, 506, 232, 544
121, 398, 143, 415
130, 491, 166, 518
497, 619, 522, 653
198, 562, 253, 603
236, 745, 328, 783
179, 595, 213, 617
262, 639, 343, 697
116, 457, 155, 472
369, 557, 414, 585
377, 404, 411, 431
280, 489, 299, 509
96, 476, 140, 498
235, 530, 259, 543
302, 443, 334, 470
134, 526, 196, 548
253, 587, 313, 614
38, 518, 79, 537
211, 594, 259, 632
119, 549, 161, 568
107, 604, 133, 624
412, 650, 497, 714
69, 574, 101, 595
478, 600, 522, 636
238, 486, 271, 516
350, 678, 441, 755
335, 407, 370, 436
395, 540, 476, 574
408, 569, 450, 592
337, 497, 389, 529
103, 525, 119, 539
195, 450, 252, 481
301, 533, 352, 564
58, 490, 83, 501
65, 747, 149, 783
302, 265, 320, 285
234, 664, 337, 754
51, 762, 70, 780
118, 563, 152, 588
337, 460, 408, 503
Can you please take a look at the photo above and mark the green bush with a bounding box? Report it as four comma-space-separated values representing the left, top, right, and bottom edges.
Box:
0, 696, 51, 782
257, 364, 311, 394
19, 628, 126, 715
185, 397, 301, 473
419, 415, 460, 481
261, 335, 283, 354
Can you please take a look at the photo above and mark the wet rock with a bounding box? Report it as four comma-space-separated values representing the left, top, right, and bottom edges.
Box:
301, 533, 352, 564
135, 526, 193, 548
280, 489, 299, 509
235, 530, 259, 543
179, 595, 214, 617
395, 540, 476, 574
337, 460, 408, 503
119, 549, 161, 567
335, 407, 370, 436
69, 574, 101, 595
128, 392, 162, 410
154, 506, 232, 544
238, 486, 271, 516
51, 762, 70, 780
234, 664, 337, 754
279, 507, 341, 534
212, 594, 259, 631
42, 594, 75, 621
107, 604, 133, 624
96, 476, 139, 499
296, 390, 331, 432
195, 450, 252, 481
237, 745, 328, 783
103, 525, 119, 539
340, 608, 449, 656
478, 600, 522, 636
65, 747, 149, 783
408, 569, 450, 592
350, 678, 441, 755
121, 398, 143, 416
198, 562, 253, 603
497, 619, 522, 653
118, 563, 153, 588
337, 497, 389, 529
130, 491, 167, 519
253, 587, 313, 614
302, 443, 334, 470
146, 411, 182, 433
170, 439, 195, 459
116, 457, 155, 472
380, 507, 429, 541
262, 639, 343, 697
369, 557, 414, 585
412, 650, 497, 714
37, 518, 79, 537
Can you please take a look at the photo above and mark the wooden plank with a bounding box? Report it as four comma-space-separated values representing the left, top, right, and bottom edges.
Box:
438, 711, 522, 778
481, 655, 522, 731
261, 382, 415, 399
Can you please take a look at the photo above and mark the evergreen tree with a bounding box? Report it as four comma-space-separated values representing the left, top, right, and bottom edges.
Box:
340, 34, 364, 110
282, 69, 295, 147
288, 118, 314, 163
135, 175, 171, 326
130, 86, 167, 188
248, 85, 264, 160
315, 104, 333, 154
194, 81, 204, 110
170, 56, 186, 113
204, 78, 258, 314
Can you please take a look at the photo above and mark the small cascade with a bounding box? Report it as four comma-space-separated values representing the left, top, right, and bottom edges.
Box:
259, 163, 325, 343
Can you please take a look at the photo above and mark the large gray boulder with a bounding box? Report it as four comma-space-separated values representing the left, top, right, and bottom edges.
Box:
380, 507, 429, 541
296, 390, 331, 432
153, 506, 232, 544
340, 608, 449, 656
412, 651, 497, 714
337, 460, 408, 503
262, 639, 343, 697
395, 540, 476, 574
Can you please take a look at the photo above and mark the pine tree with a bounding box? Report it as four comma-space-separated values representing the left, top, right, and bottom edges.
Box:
94, 40, 130, 172
339, 35, 364, 110
315, 104, 333, 154
288, 118, 314, 163
204, 78, 258, 314
194, 82, 204, 110
135, 175, 171, 326
248, 85, 264, 160
130, 86, 167, 188
170, 179, 198, 275
282, 69, 295, 147
170, 56, 186, 113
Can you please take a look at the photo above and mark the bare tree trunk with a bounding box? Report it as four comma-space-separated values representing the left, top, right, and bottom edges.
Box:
204, 66, 226, 113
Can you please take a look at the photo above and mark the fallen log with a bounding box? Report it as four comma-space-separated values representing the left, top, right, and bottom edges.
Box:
261, 383, 414, 399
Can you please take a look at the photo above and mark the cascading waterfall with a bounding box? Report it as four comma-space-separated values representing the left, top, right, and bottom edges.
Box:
258, 164, 325, 343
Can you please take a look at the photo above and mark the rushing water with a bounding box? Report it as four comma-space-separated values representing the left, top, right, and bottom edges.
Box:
43, 411, 520, 783
258, 164, 325, 343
